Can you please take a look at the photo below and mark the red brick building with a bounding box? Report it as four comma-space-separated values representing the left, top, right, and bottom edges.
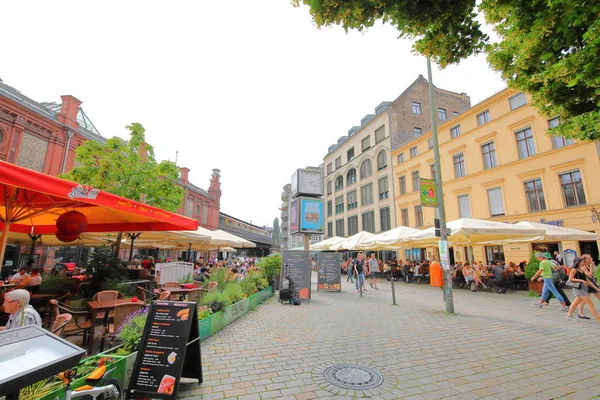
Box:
0, 79, 221, 267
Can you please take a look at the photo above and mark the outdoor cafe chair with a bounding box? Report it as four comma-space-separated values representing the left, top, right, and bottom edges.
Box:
163, 281, 180, 289
91, 290, 124, 301
158, 291, 171, 300
206, 282, 218, 292
51, 313, 72, 337
99, 302, 145, 352
136, 286, 158, 303
187, 288, 207, 303
49, 299, 92, 345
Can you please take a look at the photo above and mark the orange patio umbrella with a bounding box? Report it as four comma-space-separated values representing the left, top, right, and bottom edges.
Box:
0, 160, 198, 264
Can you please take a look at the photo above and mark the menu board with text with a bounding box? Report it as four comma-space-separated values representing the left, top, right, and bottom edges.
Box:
317, 253, 342, 291
282, 251, 311, 300
129, 301, 201, 399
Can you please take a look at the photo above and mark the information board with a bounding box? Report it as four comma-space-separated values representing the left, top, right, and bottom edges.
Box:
317, 253, 342, 291
129, 301, 201, 399
282, 250, 311, 300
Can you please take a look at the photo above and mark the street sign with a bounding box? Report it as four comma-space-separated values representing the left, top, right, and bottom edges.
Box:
419, 178, 438, 208
440, 228, 452, 237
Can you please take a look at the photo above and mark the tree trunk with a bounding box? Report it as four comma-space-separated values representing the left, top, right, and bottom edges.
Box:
113, 231, 123, 265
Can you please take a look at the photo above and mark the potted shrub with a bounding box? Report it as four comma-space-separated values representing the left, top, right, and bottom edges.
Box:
257, 252, 282, 293
525, 252, 543, 295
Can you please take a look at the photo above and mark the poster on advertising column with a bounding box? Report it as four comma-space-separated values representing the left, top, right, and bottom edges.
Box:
299, 197, 324, 234
317, 253, 342, 291
282, 250, 311, 300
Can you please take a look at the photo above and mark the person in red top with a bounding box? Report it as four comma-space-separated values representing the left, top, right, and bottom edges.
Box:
141, 257, 150, 270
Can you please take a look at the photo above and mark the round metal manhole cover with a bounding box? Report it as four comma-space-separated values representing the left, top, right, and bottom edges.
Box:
323, 364, 384, 390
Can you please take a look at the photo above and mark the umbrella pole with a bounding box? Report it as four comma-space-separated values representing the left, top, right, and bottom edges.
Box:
0, 221, 10, 269
127, 233, 141, 263
28, 234, 42, 264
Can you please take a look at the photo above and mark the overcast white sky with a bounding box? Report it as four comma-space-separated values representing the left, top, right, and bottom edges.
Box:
1, 1, 505, 228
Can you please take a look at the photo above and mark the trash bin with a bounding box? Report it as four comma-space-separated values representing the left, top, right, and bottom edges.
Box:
429, 261, 443, 287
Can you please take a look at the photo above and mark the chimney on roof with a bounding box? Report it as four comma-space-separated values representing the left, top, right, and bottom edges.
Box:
180, 167, 190, 185
57, 95, 82, 130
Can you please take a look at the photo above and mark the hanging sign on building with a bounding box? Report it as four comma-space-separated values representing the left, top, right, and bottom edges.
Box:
420, 178, 438, 208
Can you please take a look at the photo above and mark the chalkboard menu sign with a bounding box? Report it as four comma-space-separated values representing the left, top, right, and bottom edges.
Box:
282, 251, 311, 300
128, 301, 202, 399
317, 253, 342, 291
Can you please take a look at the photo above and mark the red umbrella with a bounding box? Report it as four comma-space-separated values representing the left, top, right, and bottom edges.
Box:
0, 160, 198, 263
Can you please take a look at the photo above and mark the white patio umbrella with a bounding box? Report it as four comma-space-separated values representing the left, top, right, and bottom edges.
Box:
403, 218, 546, 247
310, 236, 346, 251
210, 229, 256, 248
330, 231, 376, 251
356, 226, 422, 250
514, 221, 600, 241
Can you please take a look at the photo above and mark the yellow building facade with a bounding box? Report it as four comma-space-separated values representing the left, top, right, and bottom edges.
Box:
391, 88, 600, 264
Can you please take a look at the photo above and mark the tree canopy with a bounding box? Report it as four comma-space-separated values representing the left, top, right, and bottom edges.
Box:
62, 122, 184, 212
272, 217, 281, 246
292, 0, 600, 141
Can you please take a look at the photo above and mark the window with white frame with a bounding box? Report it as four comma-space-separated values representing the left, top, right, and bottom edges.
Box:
515, 127, 536, 159
335, 156, 342, 169
549, 117, 575, 149
347, 190, 358, 210
361, 136, 371, 151
428, 137, 433, 149
327, 222, 333, 237
347, 168, 356, 185
327, 200, 332, 216
453, 153, 466, 178
326, 181, 332, 195
360, 159, 372, 179
347, 147, 355, 161
438, 108, 447, 120
450, 125, 461, 138
397, 153, 404, 164
524, 179, 546, 212
362, 210, 375, 233
481, 142, 497, 169
487, 187, 505, 216
375, 125, 385, 143
559, 170, 586, 207
458, 195, 471, 218
412, 102, 421, 114
414, 127, 422, 137
377, 150, 387, 170
361, 183, 373, 205
509, 93, 527, 110
477, 110, 491, 126
378, 176, 389, 199
327, 163, 332, 174
410, 146, 418, 158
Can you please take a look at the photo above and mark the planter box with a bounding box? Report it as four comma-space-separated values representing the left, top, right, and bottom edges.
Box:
529, 280, 543, 295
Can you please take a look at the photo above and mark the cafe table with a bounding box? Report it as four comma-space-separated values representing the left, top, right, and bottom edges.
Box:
163, 287, 198, 300
86, 298, 135, 354
0, 283, 18, 293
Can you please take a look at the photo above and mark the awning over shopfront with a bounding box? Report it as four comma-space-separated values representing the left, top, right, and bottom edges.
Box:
310, 236, 345, 251
356, 226, 421, 250
330, 231, 376, 251
0, 160, 198, 263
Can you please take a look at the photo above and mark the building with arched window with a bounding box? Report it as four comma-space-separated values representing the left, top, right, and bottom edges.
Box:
323, 75, 471, 238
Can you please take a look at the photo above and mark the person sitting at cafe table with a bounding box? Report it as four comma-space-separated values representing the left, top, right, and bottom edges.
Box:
0, 289, 42, 331
11, 267, 30, 283
14, 268, 42, 290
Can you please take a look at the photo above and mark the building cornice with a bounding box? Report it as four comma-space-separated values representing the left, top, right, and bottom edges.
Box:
408, 163, 421, 171
474, 131, 498, 144
452, 187, 472, 195
507, 115, 535, 130
549, 158, 585, 171
447, 144, 467, 155
516, 168, 545, 179
482, 178, 505, 188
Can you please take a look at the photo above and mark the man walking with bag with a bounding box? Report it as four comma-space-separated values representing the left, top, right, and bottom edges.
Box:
368, 253, 380, 290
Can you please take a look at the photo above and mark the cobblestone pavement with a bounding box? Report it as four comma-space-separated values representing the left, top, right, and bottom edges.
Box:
179, 273, 600, 400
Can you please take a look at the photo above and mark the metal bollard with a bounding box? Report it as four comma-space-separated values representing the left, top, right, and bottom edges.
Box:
359, 274, 363, 298
391, 279, 396, 305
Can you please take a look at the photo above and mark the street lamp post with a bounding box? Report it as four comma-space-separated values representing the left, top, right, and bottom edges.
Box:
426, 58, 454, 314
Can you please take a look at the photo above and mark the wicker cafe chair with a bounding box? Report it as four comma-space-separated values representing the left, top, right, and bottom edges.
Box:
49, 299, 92, 344
187, 288, 207, 303
51, 313, 73, 337
206, 282, 218, 292
99, 302, 145, 352
163, 281, 180, 289
158, 291, 171, 300
91, 290, 124, 301
136, 286, 158, 303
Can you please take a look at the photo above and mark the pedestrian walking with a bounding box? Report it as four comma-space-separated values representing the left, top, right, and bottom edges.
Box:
543, 258, 571, 307
353, 253, 367, 293
576, 253, 600, 319
345, 256, 354, 283
566, 257, 600, 321
368, 253, 379, 290
531, 252, 568, 310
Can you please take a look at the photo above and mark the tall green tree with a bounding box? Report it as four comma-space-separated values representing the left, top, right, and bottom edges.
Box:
272, 217, 282, 246
61, 122, 185, 259
292, 0, 600, 141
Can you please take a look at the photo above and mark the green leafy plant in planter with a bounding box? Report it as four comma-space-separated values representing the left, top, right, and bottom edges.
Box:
178, 272, 194, 284
525, 252, 540, 279
198, 305, 213, 320
207, 267, 228, 287
223, 282, 245, 303
114, 307, 149, 355
257, 252, 281, 285
199, 290, 231, 313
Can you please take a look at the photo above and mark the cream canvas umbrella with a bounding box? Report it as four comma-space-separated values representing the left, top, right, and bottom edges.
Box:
330, 231, 376, 251
310, 236, 346, 251
210, 229, 256, 248
356, 226, 422, 250
403, 218, 546, 247
515, 221, 600, 241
